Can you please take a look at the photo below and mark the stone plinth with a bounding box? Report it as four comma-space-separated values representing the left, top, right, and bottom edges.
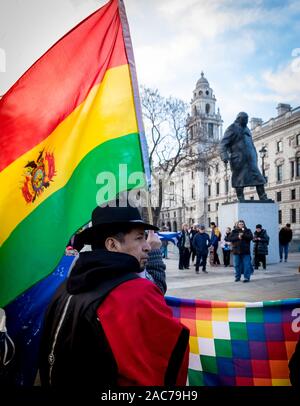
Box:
218, 201, 279, 264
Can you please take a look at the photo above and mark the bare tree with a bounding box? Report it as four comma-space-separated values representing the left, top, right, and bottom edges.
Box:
141, 86, 217, 226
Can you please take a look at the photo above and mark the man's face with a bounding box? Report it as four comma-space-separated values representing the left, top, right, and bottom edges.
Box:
112, 227, 151, 269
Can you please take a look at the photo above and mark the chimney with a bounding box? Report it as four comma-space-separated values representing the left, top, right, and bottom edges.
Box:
250, 117, 263, 130
276, 103, 291, 116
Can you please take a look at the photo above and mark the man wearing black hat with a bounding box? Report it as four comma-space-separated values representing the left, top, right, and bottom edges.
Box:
39, 203, 190, 388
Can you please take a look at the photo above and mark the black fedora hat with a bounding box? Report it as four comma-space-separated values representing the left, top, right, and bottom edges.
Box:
80, 204, 158, 244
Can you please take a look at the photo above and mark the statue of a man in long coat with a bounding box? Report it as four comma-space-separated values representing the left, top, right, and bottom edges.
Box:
219, 112, 268, 201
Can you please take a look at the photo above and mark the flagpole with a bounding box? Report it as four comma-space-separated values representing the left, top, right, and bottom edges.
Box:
147, 191, 154, 225
118, 0, 151, 189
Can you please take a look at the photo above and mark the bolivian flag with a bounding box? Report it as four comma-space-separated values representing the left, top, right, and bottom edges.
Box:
0, 0, 150, 307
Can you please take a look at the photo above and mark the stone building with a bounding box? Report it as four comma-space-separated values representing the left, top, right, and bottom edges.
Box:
159, 76, 300, 251
160, 72, 223, 230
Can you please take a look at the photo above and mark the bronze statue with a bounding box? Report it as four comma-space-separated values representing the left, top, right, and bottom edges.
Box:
220, 112, 268, 202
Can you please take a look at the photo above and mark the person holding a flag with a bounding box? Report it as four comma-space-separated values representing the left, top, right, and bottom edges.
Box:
39, 203, 190, 388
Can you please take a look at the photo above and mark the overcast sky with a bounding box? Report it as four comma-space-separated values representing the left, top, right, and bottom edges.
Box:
0, 0, 300, 128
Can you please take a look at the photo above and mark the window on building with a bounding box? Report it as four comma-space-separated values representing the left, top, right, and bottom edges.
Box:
250, 196, 254, 200
225, 179, 229, 194
162, 213, 164, 219
291, 189, 296, 200
291, 161, 295, 179
296, 157, 300, 177
191, 186, 195, 200
207, 167, 211, 176
190, 128, 193, 140
208, 217, 211, 227
290, 208, 296, 223
277, 140, 283, 152
170, 181, 174, 196
174, 211, 176, 218
276, 191, 282, 202
216, 217, 219, 225
206, 103, 210, 114
208, 184, 211, 197
216, 203, 219, 210
215, 163, 219, 173
191, 171, 194, 179
208, 123, 214, 138
216, 182, 220, 195
296, 134, 300, 146
278, 210, 282, 224
277, 165, 283, 182
208, 204, 211, 212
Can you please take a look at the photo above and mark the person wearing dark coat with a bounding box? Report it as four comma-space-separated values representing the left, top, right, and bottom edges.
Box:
219, 112, 268, 202
279, 223, 293, 262
193, 225, 211, 273
177, 224, 192, 270
228, 220, 253, 282
253, 224, 269, 270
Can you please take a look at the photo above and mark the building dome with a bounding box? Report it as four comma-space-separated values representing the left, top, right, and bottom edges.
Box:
196, 71, 209, 88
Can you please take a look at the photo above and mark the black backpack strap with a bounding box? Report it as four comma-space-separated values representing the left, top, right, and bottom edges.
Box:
40, 272, 140, 388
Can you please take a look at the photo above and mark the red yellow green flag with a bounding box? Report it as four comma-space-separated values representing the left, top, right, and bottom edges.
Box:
0, 0, 150, 306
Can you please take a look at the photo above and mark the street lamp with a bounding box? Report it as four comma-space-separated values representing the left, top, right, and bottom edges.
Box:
259, 145, 267, 181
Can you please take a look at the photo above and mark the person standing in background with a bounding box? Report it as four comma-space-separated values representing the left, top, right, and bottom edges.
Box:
193, 225, 211, 274
177, 224, 191, 270
253, 224, 269, 270
221, 227, 232, 267
210, 222, 221, 265
279, 223, 293, 262
229, 220, 253, 282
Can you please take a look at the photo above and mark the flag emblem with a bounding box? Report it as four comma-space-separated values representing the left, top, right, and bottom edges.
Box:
22, 150, 56, 203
